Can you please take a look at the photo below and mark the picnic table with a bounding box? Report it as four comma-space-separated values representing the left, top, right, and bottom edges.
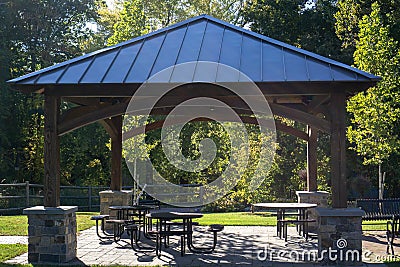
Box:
102, 205, 156, 241
251, 202, 317, 241
146, 211, 223, 256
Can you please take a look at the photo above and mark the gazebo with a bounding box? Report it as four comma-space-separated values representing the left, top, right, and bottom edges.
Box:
7, 15, 379, 264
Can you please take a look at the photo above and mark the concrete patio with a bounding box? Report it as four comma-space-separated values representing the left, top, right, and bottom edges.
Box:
6, 226, 395, 266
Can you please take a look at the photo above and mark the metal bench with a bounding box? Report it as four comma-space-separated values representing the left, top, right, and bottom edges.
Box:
356, 198, 400, 254
125, 224, 155, 252
105, 219, 129, 242
91, 215, 112, 239
207, 224, 224, 250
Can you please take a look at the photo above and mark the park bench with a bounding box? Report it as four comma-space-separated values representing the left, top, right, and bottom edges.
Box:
356, 198, 400, 254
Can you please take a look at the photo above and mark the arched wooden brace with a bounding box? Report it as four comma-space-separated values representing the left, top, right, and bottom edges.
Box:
122, 116, 309, 141
57, 101, 330, 136
58, 99, 329, 194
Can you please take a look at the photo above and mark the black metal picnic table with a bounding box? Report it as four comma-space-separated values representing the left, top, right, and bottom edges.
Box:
146, 211, 222, 256
108, 205, 156, 240
251, 202, 317, 241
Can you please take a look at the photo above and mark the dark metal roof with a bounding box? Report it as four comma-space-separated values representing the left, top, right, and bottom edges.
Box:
7, 15, 380, 88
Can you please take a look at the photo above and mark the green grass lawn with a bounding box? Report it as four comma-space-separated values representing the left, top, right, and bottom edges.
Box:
362, 220, 391, 231
0, 212, 98, 236
197, 212, 389, 230
194, 212, 277, 226
0, 216, 28, 236
0, 244, 27, 263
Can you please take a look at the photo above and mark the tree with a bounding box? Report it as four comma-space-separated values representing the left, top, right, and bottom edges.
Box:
347, 2, 400, 199
242, 0, 304, 45
188, 0, 244, 23
107, 0, 149, 45
242, 0, 345, 61
335, 0, 400, 62
0, 0, 110, 186
107, 0, 243, 45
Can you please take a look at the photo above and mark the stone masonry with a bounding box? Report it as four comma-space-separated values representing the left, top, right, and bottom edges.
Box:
316, 207, 365, 265
99, 190, 132, 229
296, 190, 329, 231
23, 206, 77, 264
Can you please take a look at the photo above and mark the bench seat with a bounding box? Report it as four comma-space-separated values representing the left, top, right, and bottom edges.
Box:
356, 198, 400, 255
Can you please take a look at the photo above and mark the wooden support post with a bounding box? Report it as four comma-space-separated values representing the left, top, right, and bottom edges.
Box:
44, 95, 61, 207
330, 90, 347, 208
110, 115, 123, 191
307, 125, 318, 191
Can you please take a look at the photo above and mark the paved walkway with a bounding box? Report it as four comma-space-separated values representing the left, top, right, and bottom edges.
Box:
0, 236, 28, 244
4, 226, 394, 266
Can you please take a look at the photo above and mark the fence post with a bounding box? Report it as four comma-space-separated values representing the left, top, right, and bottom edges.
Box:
88, 186, 92, 211
25, 181, 30, 207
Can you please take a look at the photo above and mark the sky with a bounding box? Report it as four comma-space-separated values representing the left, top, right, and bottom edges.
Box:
106, 0, 117, 9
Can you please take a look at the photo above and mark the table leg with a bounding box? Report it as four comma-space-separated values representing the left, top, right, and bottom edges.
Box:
276, 209, 281, 237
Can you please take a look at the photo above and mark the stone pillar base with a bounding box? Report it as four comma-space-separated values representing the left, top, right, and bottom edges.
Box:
23, 206, 77, 264
100, 190, 132, 229
296, 191, 329, 231
316, 208, 365, 265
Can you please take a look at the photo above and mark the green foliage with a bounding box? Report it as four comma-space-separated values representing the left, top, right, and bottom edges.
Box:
347, 2, 400, 166
242, 0, 304, 44
107, 0, 149, 45
107, 0, 243, 45
60, 123, 111, 186
8, 0, 98, 75
0, 0, 108, 187
242, 0, 345, 61
335, 0, 400, 63
187, 0, 244, 23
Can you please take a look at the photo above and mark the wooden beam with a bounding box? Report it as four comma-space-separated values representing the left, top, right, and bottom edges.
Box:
307, 95, 330, 114
269, 103, 331, 133
43, 95, 61, 207
330, 90, 347, 208
58, 103, 127, 136
100, 118, 119, 140
307, 125, 318, 191
275, 121, 308, 141
63, 97, 102, 106
35, 81, 378, 97
110, 115, 123, 191
275, 96, 304, 104
58, 96, 330, 136
60, 105, 98, 123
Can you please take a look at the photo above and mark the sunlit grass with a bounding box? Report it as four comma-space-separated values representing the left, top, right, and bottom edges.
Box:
362, 220, 389, 231
0, 244, 27, 263
194, 212, 277, 226
0, 212, 98, 236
